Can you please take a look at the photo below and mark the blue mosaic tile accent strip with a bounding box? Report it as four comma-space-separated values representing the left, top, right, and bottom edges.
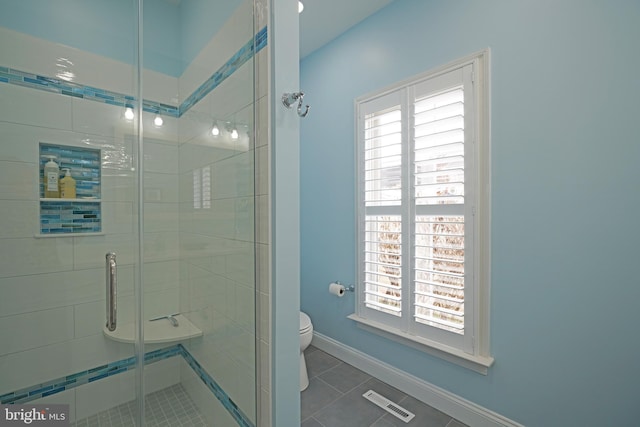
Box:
142, 99, 179, 117
178, 25, 268, 115
0, 67, 137, 108
255, 26, 268, 52
0, 26, 268, 120
0, 345, 180, 405
178, 344, 254, 427
40, 201, 101, 234
0, 344, 254, 427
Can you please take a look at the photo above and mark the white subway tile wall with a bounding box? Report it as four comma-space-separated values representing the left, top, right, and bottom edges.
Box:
0, 0, 268, 425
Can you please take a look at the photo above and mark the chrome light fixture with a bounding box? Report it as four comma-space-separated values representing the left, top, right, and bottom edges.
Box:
225, 121, 239, 140
124, 106, 134, 120
211, 121, 220, 137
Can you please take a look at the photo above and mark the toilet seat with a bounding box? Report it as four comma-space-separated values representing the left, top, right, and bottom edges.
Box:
300, 312, 312, 333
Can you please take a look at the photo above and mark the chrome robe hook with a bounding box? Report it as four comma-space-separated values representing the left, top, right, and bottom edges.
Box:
282, 91, 310, 117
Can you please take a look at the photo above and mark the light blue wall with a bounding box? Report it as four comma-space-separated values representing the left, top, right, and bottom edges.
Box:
0, 0, 180, 75
299, 1, 640, 426
0, 0, 242, 77
179, 0, 241, 73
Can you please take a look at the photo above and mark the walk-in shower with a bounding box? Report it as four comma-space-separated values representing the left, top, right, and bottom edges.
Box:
0, 0, 268, 425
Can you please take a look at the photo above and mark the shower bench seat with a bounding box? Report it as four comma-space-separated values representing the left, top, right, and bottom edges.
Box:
103, 314, 203, 344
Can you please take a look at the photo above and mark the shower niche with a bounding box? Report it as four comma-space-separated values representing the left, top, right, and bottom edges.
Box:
38, 142, 102, 235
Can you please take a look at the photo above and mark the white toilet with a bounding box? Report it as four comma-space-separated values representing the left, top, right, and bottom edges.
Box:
299, 311, 313, 391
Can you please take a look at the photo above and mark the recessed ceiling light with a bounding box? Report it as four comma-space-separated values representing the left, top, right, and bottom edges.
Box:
298, 1, 304, 13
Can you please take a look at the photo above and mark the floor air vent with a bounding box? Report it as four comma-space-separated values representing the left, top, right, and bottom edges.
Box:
362, 389, 415, 423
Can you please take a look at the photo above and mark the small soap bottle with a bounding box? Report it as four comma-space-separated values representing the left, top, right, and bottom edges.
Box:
60, 168, 76, 199
43, 155, 60, 198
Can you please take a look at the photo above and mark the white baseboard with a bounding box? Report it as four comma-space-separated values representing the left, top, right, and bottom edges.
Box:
311, 332, 524, 427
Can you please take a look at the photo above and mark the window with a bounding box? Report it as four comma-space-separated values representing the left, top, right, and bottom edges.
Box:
193, 166, 211, 209
351, 51, 493, 373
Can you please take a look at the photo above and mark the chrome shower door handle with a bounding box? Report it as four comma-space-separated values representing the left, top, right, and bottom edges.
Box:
105, 252, 117, 331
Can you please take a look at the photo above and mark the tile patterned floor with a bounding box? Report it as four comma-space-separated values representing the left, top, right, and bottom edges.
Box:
72, 383, 207, 427
301, 346, 468, 427
72, 346, 466, 426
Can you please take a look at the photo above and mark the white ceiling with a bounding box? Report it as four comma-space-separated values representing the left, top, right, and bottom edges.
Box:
299, 0, 394, 58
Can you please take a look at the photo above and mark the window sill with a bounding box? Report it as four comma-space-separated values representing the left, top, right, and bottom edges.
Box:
347, 314, 494, 375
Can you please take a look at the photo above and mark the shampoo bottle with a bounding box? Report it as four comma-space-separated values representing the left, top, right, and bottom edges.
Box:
43, 155, 60, 198
60, 168, 76, 199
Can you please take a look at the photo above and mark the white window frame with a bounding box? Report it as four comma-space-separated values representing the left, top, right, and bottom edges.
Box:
349, 50, 493, 374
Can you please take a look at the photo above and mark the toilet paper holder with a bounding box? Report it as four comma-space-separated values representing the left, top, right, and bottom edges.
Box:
333, 281, 355, 293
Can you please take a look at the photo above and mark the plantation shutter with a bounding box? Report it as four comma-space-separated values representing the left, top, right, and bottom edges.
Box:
410, 66, 473, 350
358, 91, 406, 329
357, 62, 477, 354
412, 80, 466, 337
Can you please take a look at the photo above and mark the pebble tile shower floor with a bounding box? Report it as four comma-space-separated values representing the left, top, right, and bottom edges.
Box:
72, 383, 207, 427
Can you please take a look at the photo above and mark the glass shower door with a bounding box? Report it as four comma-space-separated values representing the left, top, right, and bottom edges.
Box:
0, 0, 261, 425
141, 0, 259, 425
0, 1, 143, 424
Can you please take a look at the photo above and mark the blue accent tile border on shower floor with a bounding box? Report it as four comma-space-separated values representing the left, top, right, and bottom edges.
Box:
0, 344, 254, 427
181, 345, 253, 427
0, 26, 268, 120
